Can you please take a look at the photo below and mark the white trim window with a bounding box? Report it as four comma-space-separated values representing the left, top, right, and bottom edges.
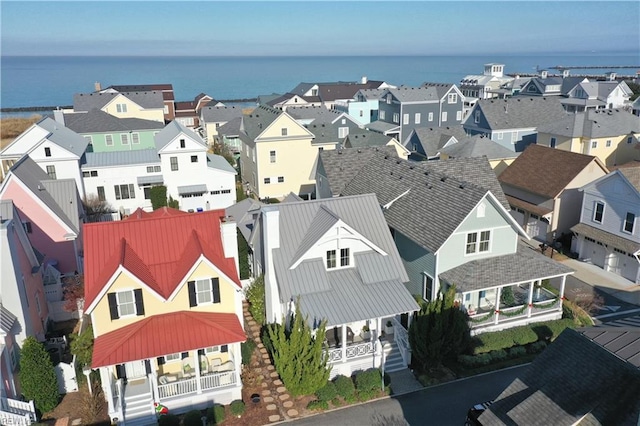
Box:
326, 250, 337, 269
591, 140, 597, 149
624, 212, 635, 234
340, 248, 350, 267
403, 114, 409, 125
428, 112, 434, 122
46, 165, 57, 180
114, 184, 135, 200
550, 137, 557, 148
281, 128, 288, 136
196, 279, 213, 304
270, 150, 276, 163
116, 290, 136, 317
393, 113, 399, 124
466, 230, 491, 254
116, 103, 128, 113
474, 110, 480, 124
415, 113, 421, 124
423, 274, 434, 301
170, 156, 178, 171
448, 93, 458, 104
164, 352, 181, 363
456, 111, 462, 121
121, 133, 129, 145
338, 127, 349, 138
205, 346, 221, 354
105, 135, 114, 146
496, 132, 503, 140
593, 202, 605, 223
380, 110, 386, 120
442, 111, 448, 122
132, 133, 140, 144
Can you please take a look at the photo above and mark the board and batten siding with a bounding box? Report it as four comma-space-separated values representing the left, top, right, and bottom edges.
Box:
394, 230, 435, 297
438, 198, 519, 275
86, 130, 157, 153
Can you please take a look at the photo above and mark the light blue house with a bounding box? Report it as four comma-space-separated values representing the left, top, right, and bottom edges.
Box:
571, 166, 640, 284
318, 148, 574, 334
332, 88, 384, 125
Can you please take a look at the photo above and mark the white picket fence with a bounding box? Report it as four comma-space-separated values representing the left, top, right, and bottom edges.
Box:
0, 397, 36, 426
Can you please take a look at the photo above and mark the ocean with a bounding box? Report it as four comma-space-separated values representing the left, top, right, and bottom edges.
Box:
1, 54, 638, 113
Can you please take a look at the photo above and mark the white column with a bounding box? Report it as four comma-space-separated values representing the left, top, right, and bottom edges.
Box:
341, 325, 347, 362
149, 358, 159, 403
527, 280, 535, 317
559, 275, 567, 312
195, 351, 202, 394
233, 344, 242, 386
99, 367, 115, 415
494, 287, 502, 325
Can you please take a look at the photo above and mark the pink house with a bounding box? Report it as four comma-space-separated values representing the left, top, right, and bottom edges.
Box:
0, 200, 49, 399
0, 156, 84, 275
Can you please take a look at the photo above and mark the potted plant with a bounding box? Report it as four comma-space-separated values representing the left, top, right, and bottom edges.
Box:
384, 320, 394, 335
360, 324, 371, 340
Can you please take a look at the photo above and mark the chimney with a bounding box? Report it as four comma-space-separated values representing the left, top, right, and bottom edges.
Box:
220, 215, 239, 280
361, 76, 368, 84
94, 81, 101, 92
262, 207, 281, 323
562, 69, 570, 78
53, 109, 65, 126
540, 70, 548, 79
606, 72, 617, 81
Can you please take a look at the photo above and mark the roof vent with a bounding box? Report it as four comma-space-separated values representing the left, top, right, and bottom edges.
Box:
409, 165, 414, 170
441, 176, 447, 182
459, 182, 466, 189
424, 171, 429, 176
390, 171, 393, 175
384, 155, 389, 159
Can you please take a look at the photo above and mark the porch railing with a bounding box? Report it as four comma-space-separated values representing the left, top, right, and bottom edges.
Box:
158, 377, 197, 399
0, 397, 36, 423
201, 371, 236, 390
326, 341, 375, 364
392, 317, 411, 366
157, 371, 237, 399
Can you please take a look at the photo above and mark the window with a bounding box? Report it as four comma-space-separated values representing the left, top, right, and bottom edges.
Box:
147, 165, 161, 173
191, 155, 198, 163
221, 189, 231, 194
550, 137, 557, 148
466, 230, 491, 254
359, 110, 363, 117
84, 135, 92, 146
270, 150, 276, 163
442, 111, 448, 122
116, 103, 127, 113
338, 127, 349, 138
340, 248, 350, 267
105, 135, 114, 146
46, 165, 57, 179
164, 105, 169, 114
318, 147, 324, 152
114, 184, 135, 200
379, 111, 386, 120
423, 274, 433, 301
403, 114, 409, 125
628, 136, 634, 144
466, 233, 477, 254
264, 177, 271, 184
448, 93, 458, 104
278, 176, 284, 183
591, 140, 597, 149
428, 112, 434, 122
415, 113, 421, 124
22, 221, 32, 233
170, 156, 178, 171
179, 139, 186, 148
116, 290, 136, 317
624, 212, 635, 233
205, 346, 221, 354
97, 186, 105, 201
606, 140, 612, 147
164, 353, 181, 363
496, 132, 503, 140
132, 133, 140, 144
474, 111, 480, 123
121, 133, 129, 145
593, 202, 605, 223
341, 119, 346, 124
82, 170, 98, 177
44, 147, 51, 157
326, 250, 336, 269
281, 128, 288, 136
393, 113, 399, 124
196, 279, 212, 304
456, 111, 462, 121
188, 278, 221, 306
386, 94, 392, 104
143, 186, 152, 199
479, 231, 491, 252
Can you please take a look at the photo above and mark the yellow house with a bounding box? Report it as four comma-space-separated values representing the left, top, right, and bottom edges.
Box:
239, 105, 337, 199
537, 109, 640, 168
71, 91, 166, 123
84, 208, 245, 424
438, 135, 520, 176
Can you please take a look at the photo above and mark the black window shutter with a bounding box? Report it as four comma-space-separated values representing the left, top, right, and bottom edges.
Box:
181, 352, 189, 359
221, 345, 228, 353
115, 364, 126, 379
197, 349, 204, 356
145, 360, 151, 375
211, 278, 220, 304
134, 289, 145, 316
188, 281, 197, 307
157, 357, 165, 366
107, 293, 119, 320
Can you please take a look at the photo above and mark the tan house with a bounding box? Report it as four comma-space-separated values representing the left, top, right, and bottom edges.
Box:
239, 105, 338, 199
537, 109, 640, 168
71, 91, 166, 123
84, 209, 244, 425
499, 144, 608, 242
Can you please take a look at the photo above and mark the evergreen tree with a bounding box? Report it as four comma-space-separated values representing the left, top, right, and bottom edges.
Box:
408, 286, 470, 371
19, 336, 59, 413
267, 300, 330, 396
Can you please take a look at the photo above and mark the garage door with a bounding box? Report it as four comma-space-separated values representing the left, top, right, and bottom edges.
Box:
620, 251, 639, 283
527, 214, 549, 242
583, 238, 606, 267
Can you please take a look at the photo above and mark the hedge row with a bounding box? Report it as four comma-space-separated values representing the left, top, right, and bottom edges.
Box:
309, 369, 386, 410
470, 319, 575, 354
458, 342, 546, 368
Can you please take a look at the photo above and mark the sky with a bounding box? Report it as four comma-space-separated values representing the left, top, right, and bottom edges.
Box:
1, 1, 639, 56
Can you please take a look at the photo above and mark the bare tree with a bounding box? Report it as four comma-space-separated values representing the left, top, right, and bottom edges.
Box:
83, 194, 114, 223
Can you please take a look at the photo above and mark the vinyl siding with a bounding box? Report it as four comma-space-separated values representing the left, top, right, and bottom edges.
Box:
394, 230, 435, 297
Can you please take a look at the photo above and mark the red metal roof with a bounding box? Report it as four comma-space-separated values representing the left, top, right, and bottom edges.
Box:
125, 207, 187, 221
84, 210, 240, 309
91, 311, 245, 367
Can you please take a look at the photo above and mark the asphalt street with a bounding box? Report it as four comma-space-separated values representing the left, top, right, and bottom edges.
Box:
289, 365, 527, 426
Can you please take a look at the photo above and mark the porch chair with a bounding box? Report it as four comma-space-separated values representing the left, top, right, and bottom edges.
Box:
210, 357, 222, 373
182, 357, 194, 378
485, 298, 495, 310
199, 355, 209, 374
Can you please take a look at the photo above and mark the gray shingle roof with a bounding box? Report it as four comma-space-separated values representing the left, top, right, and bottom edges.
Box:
206, 153, 236, 174
226, 198, 263, 243
365, 120, 399, 133
420, 82, 456, 99
341, 154, 495, 254
7, 156, 80, 234
200, 106, 244, 123
618, 167, 640, 192
265, 194, 419, 326
287, 105, 342, 122
344, 129, 395, 149
469, 96, 568, 131
386, 86, 440, 103
36, 117, 89, 158
440, 135, 519, 160
478, 328, 640, 426
404, 126, 468, 157
318, 146, 399, 196
83, 149, 159, 168
439, 243, 573, 291
537, 109, 640, 139
571, 223, 640, 254
305, 122, 340, 145
63, 109, 165, 134
154, 120, 206, 151
217, 117, 242, 137
240, 105, 283, 145
281, 192, 303, 203
73, 90, 165, 111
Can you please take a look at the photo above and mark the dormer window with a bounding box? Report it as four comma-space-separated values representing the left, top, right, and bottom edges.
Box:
340, 248, 350, 267
188, 278, 221, 307
107, 289, 145, 319
180, 139, 186, 148
326, 250, 336, 269
44, 147, 51, 157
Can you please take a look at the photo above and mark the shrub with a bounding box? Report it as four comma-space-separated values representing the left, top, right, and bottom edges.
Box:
333, 375, 356, 399
70, 324, 94, 368
230, 400, 245, 416
357, 389, 377, 402
532, 319, 575, 342
354, 368, 381, 393
246, 275, 266, 324
527, 341, 547, 354
331, 397, 342, 407
315, 381, 337, 402
490, 349, 508, 363
241, 338, 256, 366
307, 400, 328, 411
507, 346, 527, 358
158, 414, 180, 426
237, 229, 251, 279
149, 186, 168, 210
470, 325, 538, 354
19, 336, 59, 413
206, 404, 225, 425
261, 324, 275, 356
182, 410, 204, 426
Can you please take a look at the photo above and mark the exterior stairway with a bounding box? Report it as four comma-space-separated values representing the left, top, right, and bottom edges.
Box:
382, 338, 407, 373
122, 380, 156, 426
0, 397, 36, 426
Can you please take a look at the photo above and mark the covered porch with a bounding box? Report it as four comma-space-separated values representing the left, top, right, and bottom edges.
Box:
440, 244, 574, 334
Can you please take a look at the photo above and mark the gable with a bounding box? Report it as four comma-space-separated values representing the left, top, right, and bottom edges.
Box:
584, 171, 640, 202
0, 123, 49, 158
157, 131, 205, 153
257, 113, 314, 140
102, 93, 146, 114
27, 138, 79, 161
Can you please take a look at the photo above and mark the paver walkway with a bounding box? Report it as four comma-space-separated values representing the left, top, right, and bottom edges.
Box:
243, 301, 299, 423
387, 369, 424, 395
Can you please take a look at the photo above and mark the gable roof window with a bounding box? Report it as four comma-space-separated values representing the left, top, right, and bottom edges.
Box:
44, 147, 51, 157
188, 278, 221, 307
326, 250, 336, 269
281, 128, 288, 136
624, 212, 635, 234
593, 202, 605, 223
340, 248, 350, 267
116, 103, 127, 113
108, 289, 144, 319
